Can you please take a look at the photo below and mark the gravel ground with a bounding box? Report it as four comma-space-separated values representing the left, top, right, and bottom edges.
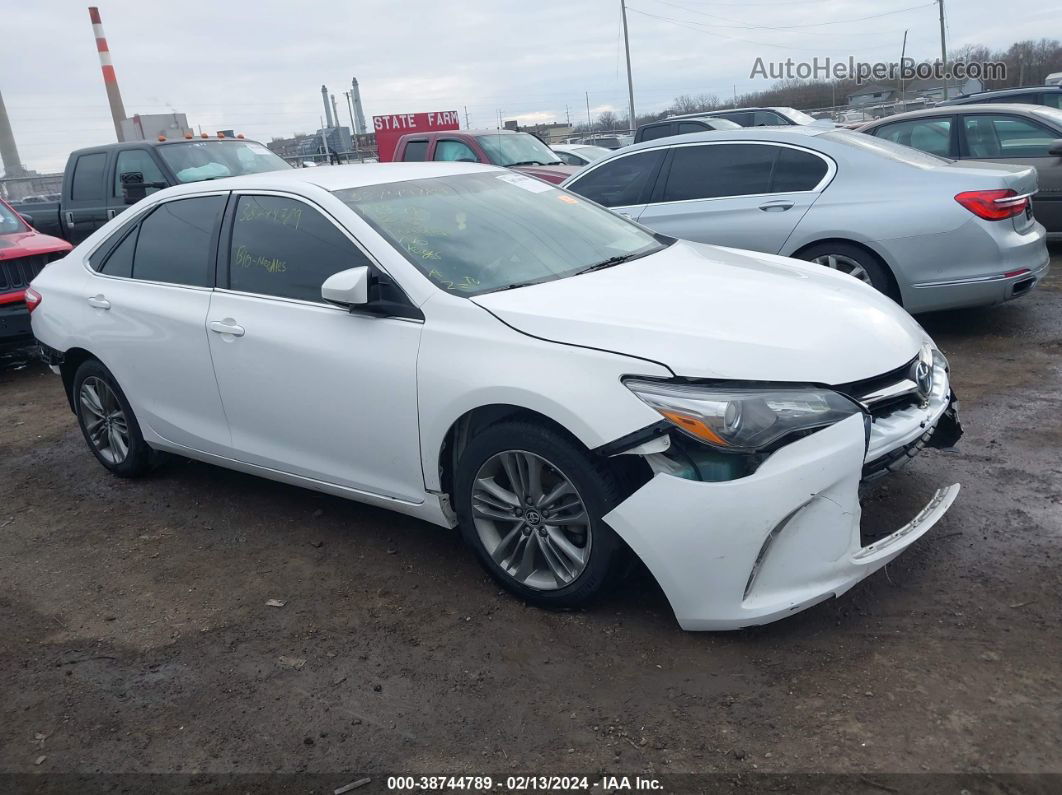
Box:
1, 248, 1060, 789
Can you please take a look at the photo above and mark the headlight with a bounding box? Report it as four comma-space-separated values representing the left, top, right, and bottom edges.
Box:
624, 379, 862, 452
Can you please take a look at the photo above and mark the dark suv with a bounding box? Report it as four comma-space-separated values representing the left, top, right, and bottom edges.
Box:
938, 85, 1062, 108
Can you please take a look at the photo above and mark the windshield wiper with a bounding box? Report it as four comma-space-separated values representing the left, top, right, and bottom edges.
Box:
573, 254, 638, 276
506, 160, 545, 167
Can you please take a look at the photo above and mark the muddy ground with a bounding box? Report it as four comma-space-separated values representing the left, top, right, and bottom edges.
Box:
1, 249, 1060, 790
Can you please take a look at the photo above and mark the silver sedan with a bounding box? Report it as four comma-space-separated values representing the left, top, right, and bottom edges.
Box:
562, 127, 1050, 313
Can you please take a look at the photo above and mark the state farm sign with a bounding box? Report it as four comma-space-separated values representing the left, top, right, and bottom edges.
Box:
373, 110, 461, 162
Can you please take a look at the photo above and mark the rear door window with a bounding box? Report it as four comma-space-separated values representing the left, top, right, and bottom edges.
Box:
70, 153, 108, 201
132, 196, 225, 287
661, 144, 775, 201
402, 140, 429, 161
874, 118, 953, 157
639, 124, 674, 142
565, 149, 666, 207
227, 195, 371, 302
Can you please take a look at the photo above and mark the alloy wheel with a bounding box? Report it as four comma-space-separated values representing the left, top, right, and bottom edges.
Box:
79, 376, 130, 465
471, 450, 592, 590
812, 253, 871, 284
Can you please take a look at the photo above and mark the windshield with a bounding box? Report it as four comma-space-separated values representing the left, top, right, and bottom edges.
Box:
779, 108, 818, 125
157, 141, 292, 183
0, 201, 28, 234
333, 172, 666, 296
476, 133, 562, 167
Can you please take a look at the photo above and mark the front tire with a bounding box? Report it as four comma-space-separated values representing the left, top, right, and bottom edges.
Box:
454, 421, 626, 609
72, 359, 156, 478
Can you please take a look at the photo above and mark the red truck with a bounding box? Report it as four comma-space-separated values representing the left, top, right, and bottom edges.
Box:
390, 129, 579, 184
0, 197, 71, 354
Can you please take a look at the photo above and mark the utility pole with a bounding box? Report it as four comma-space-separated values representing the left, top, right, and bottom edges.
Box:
497, 109, 503, 130
585, 92, 592, 131
565, 105, 570, 125
899, 29, 909, 111
464, 105, 470, 127
620, 0, 636, 133
937, 0, 947, 66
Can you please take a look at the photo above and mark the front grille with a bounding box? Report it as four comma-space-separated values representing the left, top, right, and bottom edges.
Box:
0, 254, 50, 294
834, 356, 921, 419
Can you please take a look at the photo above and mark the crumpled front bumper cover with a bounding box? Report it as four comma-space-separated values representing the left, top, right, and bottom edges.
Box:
603, 414, 959, 631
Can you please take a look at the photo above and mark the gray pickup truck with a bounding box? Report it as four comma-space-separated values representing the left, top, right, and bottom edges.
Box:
11, 136, 291, 244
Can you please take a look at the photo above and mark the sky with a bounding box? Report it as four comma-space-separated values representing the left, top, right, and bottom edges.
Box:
2, 0, 1058, 173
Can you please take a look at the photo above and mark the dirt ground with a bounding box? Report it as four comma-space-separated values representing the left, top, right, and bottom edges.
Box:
1, 248, 1060, 790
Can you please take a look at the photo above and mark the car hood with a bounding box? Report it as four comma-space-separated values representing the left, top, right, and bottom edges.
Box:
471, 241, 927, 384
0, 230, 72, 261
511, 164, 580, 184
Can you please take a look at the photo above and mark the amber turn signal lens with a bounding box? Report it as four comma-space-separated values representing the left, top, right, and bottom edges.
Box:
658, 410, 729, 446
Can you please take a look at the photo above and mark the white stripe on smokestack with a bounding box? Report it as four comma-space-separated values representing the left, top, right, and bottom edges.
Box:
88, 6, 127, 141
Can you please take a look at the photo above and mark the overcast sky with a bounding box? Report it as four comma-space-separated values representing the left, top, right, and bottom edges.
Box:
2, 0, 1057, 172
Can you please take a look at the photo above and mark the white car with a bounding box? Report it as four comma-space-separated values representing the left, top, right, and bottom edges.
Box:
551, 144, 612, 166
27, 163, 962, 630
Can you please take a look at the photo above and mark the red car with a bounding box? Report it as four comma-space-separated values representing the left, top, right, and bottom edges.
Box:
391, 129, 579, 184
1, 198, 71, 353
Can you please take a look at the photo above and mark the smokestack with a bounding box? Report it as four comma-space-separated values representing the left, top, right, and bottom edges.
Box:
351, 77, 367, 135
0, 88, 25, 178
89, 7, 127, 141
321, 85, 334, 128
330, 94, 340, 130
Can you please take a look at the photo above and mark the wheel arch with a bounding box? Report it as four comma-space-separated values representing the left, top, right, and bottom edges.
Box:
790, 237, 903, 304
58, 347, 102, 413
434, 403, 651, 510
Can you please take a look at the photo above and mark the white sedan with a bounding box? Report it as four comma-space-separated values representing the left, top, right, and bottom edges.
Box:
27, 162, 962, 630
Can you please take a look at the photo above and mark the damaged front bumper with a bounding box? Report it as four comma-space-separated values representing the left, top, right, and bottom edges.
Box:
603, 414, 960, 631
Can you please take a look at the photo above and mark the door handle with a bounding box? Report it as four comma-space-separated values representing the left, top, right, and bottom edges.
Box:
107, 209, 118, 220
65, 211, 75, 227
759, 201, 794, 212
87, 294, 111, 310
208, 319, 245, 337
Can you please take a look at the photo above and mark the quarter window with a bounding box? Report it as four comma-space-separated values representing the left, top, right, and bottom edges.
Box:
661, 144, 775, 202
114, 150, 166, 198
228, 195, 370, 302
70, 153, 107, 201
566, 149, 665, 207
100, 227, 137, 278
963, 114, 1057, 158
875, 118, 953, 157
133, 196, 225, 287
771, 147, 829, 192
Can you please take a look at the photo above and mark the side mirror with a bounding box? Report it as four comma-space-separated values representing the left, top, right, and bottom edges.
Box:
120, 171, 167, 205
321, 266, 370, 307
18, 213, 34, 226
1048, 140, 1062, 157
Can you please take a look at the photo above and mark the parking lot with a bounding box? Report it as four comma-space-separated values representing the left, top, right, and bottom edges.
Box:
1, 247, 1060, 782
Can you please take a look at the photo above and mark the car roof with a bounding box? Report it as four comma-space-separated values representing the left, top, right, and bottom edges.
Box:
862, 103, 1062, 127
620, 125, 830, 154
150, 161, 500, 199
954, 85, 1061, 99
70, 137, 264, 156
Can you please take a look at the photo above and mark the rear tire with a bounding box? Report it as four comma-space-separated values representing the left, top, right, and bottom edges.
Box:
72, 359, 157, 478
454, 421, 626, 609
798, 241, 893, 297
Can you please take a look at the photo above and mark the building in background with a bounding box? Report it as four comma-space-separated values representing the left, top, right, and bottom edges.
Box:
120, 113, 192, 141
267, 126, 354, 163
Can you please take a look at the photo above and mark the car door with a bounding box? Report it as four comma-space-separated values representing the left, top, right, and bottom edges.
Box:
562, 148, 667, 220
635, 142, 830, 253
957, 111, 1062, 232
206, 191, 425, 501
83, 192, 232, 454
871, 116, 958, 158
108, 148, 168, 220
65, 150, 113, 244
